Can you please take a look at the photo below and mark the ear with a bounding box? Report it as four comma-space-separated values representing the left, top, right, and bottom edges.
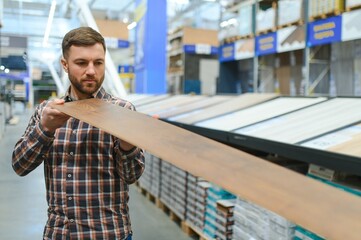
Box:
61, 58, 68, 73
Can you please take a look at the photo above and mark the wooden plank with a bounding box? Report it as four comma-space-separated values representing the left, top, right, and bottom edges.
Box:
157, 95, 233, 119
53, 98, 361, 240
170, 93, 278, 124
198, 97, 326, 131
237, 98, 361, 144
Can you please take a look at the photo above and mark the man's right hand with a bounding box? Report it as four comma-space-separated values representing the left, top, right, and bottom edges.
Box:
40, 99, 70, 134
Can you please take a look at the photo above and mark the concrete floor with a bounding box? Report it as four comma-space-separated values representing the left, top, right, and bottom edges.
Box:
0, 104, 192, 240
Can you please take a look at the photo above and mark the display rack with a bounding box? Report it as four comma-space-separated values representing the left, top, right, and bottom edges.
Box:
167, 26, 219, 94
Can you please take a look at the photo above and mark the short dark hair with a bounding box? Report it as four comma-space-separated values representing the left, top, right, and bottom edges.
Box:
62, 27, 106, 59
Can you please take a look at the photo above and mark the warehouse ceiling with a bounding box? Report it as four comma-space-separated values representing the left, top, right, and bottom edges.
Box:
1, 0, 221, 71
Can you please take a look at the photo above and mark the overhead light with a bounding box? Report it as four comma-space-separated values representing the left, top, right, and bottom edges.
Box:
127, 21, 137, 30
43, 0, 57, 47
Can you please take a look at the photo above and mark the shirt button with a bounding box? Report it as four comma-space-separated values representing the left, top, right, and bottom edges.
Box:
69, 152, 74, 156
68, 196, 72, 201
72, 130, 76, 134
69, 219, 74, 223
67, 174, 72, 178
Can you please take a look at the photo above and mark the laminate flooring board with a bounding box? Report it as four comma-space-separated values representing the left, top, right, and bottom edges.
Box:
138, 95, 206, 116
236, 98, 361, 144
159, 95, 234, 119
124, 94, 153, 103
132, 94, 170, 108
302, 124, 361, 158
171, 93, 278, 124
196, 97, 326, 131
54, 98, 361, 240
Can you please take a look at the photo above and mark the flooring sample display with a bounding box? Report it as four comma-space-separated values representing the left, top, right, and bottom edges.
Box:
236, 98, 361, 144
169, 93, 278, 124
125, 94, 153, 103
53, 98, 361, 240
196, 97, 326, 131
302, 124, 361, 158
137, 95, 205, 116
158, 95, 233, 119
132, 94, 170, 108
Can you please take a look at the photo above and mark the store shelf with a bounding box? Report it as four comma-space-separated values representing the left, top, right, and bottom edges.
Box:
169, 93, 278, 124
195, 96, 326, 131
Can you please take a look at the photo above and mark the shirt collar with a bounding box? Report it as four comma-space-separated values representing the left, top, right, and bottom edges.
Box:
64, 86, 105, 101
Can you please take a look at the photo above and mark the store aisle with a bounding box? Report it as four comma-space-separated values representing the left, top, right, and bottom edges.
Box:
0, 105, 192, 240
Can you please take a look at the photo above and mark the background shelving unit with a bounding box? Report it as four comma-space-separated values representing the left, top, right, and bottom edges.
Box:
167, 26, 219, 94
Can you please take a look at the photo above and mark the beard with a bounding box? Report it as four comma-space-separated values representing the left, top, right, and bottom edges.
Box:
68, 72, 104, 97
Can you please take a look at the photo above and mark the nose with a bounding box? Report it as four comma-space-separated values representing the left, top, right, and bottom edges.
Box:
86, 62, 96, 75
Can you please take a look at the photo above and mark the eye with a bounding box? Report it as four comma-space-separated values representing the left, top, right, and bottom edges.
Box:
75, 61, 87, 67
95, 61, 104, 66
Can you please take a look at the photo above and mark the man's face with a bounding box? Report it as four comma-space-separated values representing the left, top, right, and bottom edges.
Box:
61, 43, 105, 99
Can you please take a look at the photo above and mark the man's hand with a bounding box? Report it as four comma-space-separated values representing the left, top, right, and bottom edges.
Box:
40, 99, 70, 134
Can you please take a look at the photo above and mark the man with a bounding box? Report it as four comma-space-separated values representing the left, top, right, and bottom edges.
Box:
12, 27, 145, 240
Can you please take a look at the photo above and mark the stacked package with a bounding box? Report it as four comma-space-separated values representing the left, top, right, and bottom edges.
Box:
170, 165, 188, 220
214, 199, 236, 240
203, 185, 236, 240
309, 0, 344, 19
139, 152, 161, 197
149, 156, 161, 197
185, 174, 211, 232
233, 197, 295, 240
256, 4, 276, 33
160, 161, 188, 220
160, 161, 172, 208
277, 0, 303, 27
239, 4, 253, 37
138, 151, 153, 192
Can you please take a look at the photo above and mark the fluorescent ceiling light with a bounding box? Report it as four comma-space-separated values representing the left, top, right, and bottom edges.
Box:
43, 0, 57, 47
127, 21, 137, 30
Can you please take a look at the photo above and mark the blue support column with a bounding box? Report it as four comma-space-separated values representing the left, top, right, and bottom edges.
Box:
134, 0, 167, 94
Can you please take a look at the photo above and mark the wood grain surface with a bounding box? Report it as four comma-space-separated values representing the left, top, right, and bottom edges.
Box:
53, 98, 361, 240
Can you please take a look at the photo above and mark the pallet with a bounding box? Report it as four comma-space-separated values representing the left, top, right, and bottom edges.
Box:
181, 220, 210, 240
309, 10, 342, 22
277, 20, 304, 30
256, 27, 277, 36
222, 34, 255, 44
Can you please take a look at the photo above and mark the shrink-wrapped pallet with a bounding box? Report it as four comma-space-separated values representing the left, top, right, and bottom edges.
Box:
346, 0, 361, 8
309, 0, 344, 19
239, 4, 253, 37
278, 0, 303, 27
257, 5, 276, 33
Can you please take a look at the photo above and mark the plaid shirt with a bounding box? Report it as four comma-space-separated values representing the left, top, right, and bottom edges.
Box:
12, 87, 145, 240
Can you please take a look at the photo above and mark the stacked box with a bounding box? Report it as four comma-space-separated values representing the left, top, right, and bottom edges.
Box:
256, 3, 276, 32
233, 197, 295, 240
215, 199, 236, 240
149, 156, 161, 197
138, 153, 161, 197
169, 165, 188, 220
204, 185, 236, 239
160, 161, 172, 207
138, 151, 153, 191
239, 4, 253, 37
277, 0, 303, 26
185, 176, 211, 232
